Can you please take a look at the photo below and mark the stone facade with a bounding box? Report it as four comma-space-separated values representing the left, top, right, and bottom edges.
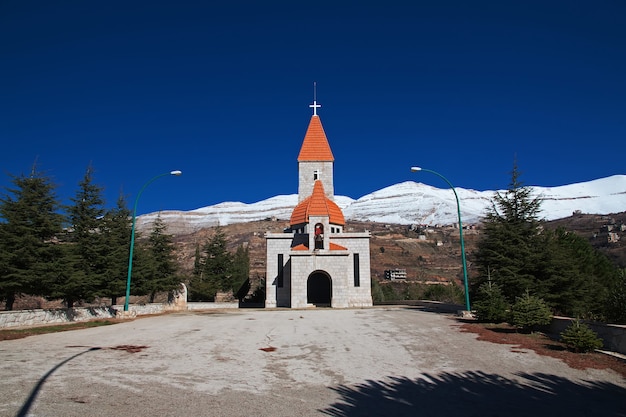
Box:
265, 108, 373, 309
298, 160, 334, 202
265, 231, 372, 308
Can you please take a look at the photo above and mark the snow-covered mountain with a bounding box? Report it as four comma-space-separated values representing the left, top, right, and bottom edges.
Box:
136, 175, 626, 235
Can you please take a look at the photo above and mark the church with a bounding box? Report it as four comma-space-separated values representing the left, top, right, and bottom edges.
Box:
264, 100, 373, 308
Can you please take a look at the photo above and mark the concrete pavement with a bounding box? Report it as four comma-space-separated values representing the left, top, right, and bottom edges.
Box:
0, 307, 624, 417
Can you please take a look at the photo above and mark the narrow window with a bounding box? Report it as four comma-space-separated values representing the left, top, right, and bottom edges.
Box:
314, 223, 324, 249
353, 254, 360, 287
277, 254, 284, 288
313, 170, 320, 181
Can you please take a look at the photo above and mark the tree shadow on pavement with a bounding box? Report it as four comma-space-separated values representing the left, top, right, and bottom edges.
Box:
16, 347, 101, 417
321, 371, 626, 417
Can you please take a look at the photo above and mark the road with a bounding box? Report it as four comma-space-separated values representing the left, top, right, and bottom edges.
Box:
1, 307, 624, 417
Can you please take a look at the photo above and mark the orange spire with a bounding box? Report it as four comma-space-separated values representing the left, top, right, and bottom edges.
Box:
297, 115, 334, 162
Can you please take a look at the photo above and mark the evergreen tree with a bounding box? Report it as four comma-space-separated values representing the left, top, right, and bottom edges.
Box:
0, 166, 63, 309
371, 279, 384, 304
474, 162, 544, 302
536, 227, 617, 318
474, 163, 619, 321
193, 243, 202, 277
100, 194, 132, 305
473, 281, 509, 323
189, 227, 232, 301
124, 238, 152, 300
509, 291, 552, 332
559, 319, 603, 353
606, 269, 626, 324
138, 214, 180, 302
230, 244, 250, 295
48, 243, 90, 308
58, 166, 106, 307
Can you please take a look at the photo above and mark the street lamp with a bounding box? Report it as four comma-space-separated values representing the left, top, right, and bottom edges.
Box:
410, 166, 471, 312
124, 170, 182, 312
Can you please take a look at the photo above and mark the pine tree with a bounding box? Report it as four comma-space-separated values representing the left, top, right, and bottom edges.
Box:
230, 244, 250, 295
473, 280, 509, 323
560, 319, 603, 352
100, 194, 132, 305
193, 243, 202, 276
57, 166, 106, 307
189, 227, 232, 301
537, 227, 617, 318
474, 162, 619, 321
48, 243, 90, 309
606, 269, 626, 324
139, 214, 180, 303
0, 166, 63, 309
509, 291, 552, 332
474, 162, 544, 303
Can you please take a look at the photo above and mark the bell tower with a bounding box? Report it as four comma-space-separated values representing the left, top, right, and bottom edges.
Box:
297, 97, 335, 202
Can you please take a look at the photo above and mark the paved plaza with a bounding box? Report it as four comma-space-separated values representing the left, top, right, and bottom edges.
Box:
1, 307, 625, 417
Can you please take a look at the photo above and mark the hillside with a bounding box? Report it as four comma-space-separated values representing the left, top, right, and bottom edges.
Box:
544, 212, 626, 268
162, 211, 626, 290
9, 211, 624, 311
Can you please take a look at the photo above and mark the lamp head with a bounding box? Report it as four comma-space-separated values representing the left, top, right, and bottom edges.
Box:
170, 170, 183, 176
410, 167, 422, 172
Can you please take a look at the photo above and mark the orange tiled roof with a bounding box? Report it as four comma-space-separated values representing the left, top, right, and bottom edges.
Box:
329, 242, 347, 250
292, 243, 309, 251
297, 116, 334, 161
290, 180, 345, 226
292, 242, 346, 251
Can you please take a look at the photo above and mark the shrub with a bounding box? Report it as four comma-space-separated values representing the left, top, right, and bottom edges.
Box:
509, 291, 552, 332
560, 320, 604, 353
424, 282, 464, 304
473, 282, 509, 323
371, 279, 385, 303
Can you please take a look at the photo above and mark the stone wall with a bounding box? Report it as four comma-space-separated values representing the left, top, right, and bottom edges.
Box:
0, 302, 240, 329
547, 316, 626, 355
186, 302, 239, 311
0, 306, 119, 328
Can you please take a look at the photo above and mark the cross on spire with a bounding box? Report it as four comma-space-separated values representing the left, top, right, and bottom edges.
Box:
309, 100, 321, 116
309, 81, 321, 116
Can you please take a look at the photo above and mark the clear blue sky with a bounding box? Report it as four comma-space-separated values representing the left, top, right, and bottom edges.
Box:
2, 1, 624, 216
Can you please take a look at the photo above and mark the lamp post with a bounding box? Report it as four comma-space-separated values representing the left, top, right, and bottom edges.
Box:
124, 170, 182, 312
410, 167, 471, 312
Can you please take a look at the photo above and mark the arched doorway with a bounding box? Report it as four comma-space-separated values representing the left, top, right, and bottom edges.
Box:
307, 271, 332, 307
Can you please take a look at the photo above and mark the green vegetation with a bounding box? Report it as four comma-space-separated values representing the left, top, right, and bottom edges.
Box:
560, 319, 604, 352
0, 164, 184, 310
189, 227, 249, 301
509, 291, 552, 332
0, 165, 64, 310
473, 281, 508, 323
99, 195, 133, 306
138, 214, 181, 303
54, 166, 106, 308
606, 269, 626, 324
473, 162, 622, 322
371, 280, 464, 305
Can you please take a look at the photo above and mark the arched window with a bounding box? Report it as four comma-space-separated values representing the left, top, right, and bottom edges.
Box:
314, 223, 324, 249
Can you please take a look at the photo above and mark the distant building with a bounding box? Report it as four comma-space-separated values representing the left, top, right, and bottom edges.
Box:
384, 269, 407, 280
608, 232, 620, 243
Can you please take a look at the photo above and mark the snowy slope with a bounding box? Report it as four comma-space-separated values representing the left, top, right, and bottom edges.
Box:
136, 175, 626, 234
